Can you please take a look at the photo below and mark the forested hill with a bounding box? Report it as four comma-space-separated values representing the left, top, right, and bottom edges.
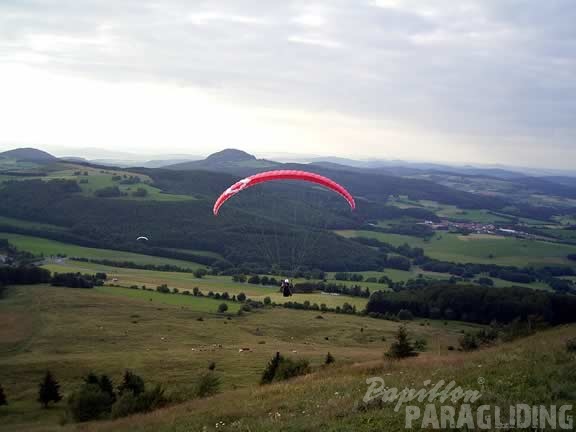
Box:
0, 147, 574, 272
0, 147, 57, 163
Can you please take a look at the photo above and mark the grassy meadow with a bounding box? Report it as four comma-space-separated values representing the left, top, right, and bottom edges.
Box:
0, 233, 204, 270
336, 230, 576, 267
0, 285, 480, 431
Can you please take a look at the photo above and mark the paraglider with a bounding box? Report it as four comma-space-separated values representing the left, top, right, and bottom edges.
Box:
280, 279, 293, 297
212, 170, 356, 216
136, 236, 149, 241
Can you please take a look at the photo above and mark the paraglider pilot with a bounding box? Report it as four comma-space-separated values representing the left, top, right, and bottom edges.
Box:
280, 279, 293, 297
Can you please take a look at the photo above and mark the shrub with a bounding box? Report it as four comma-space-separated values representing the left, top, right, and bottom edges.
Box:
397, 309, 414, 321
325, 352, 335, 365
218, 303, 228, 313
118, 371, 145, 397
237, 292, 247, 302
194, 373, 220, 398
413, 337, 428, 352
459, 333, 479, 351
0, 385, 7, 406
208, 361, 216, 371
111, 385, 166, 419
275, 358, 310, 381
566, 338, 576, 353
67, 384, 113, 422
260, 352, 310, 384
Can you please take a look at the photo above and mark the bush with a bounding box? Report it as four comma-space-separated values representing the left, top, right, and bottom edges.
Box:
118, 371, 145, 397
275, 358, 310, 381
237, 292, 247, 302
566, 338, 576, 353
459, 333, 479, 351
0, 385, 7, 406
397, 309, 414, 321
413, 337, 427, 352
194, 268, 208, 279
325, 352, 335, 365
260, 352, 310, 384
111, 385, 166, 419
67, 384, 113, 422
194, 373, 220, 398
218, 303, 228, 313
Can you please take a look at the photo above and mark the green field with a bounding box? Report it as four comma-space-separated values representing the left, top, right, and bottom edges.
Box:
44, 164, 194, 202
43, 262, 370, 309
336, 230, 576, 266
0, 233, 204, 269
0, 215, 65, 232
0, 162, 194, 202
0, 285, 480, 431
386, 198, 514, 223
96, 286, 241, 313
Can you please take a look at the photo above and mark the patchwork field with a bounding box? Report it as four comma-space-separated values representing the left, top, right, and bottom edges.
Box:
336, 230, 576, 266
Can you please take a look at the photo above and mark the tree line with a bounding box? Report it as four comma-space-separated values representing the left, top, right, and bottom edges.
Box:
365, 285, 576, 325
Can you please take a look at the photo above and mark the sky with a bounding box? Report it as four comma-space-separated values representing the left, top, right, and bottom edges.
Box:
0, 0, 575, 167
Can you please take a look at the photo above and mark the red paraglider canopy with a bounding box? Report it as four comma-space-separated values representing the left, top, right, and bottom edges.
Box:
213, 170, 356, 215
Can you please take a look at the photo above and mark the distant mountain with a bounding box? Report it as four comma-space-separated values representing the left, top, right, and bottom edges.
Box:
138, 158, 198, 168
166, 148, 279, 173
60, 156, 89, 163
0, 147, 57, 163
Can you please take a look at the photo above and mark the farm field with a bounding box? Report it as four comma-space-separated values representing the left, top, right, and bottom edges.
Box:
0, 215, 66, 232
0, 233, 205, 269
335, 230, 576, 266
44, 262, 370, 309
386, 198, 515, 223
0, 285, 479, 431
0, 162, 194, 202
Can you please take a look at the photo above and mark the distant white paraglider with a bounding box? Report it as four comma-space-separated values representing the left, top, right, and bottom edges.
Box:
136, 236, 149, 241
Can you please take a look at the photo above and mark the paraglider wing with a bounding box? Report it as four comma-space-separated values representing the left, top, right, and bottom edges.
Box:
213, 170, 356, 215
136, 236, 149, 241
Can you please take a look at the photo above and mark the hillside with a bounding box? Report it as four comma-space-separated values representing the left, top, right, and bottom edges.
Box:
66, 325, 576, 431
0, 148, 57, 163
166, 149, 279, 173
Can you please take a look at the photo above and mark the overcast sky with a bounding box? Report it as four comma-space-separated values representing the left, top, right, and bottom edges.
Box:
0, 0, 575, 167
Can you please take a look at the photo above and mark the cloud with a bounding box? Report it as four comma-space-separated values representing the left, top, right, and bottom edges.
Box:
288, 35, 342, 48
0, 0, 575, 167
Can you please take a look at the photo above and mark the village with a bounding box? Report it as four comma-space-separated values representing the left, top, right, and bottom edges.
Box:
420, 220, 534, 239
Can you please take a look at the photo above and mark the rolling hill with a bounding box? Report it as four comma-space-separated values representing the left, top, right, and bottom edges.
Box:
0, 148, 57, 163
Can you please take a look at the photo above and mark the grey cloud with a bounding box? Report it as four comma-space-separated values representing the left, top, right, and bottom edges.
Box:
1, 0, 575, 154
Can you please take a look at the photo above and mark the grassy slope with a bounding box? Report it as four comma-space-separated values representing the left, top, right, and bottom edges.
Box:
0, 233, 204, 269
0, 285, 478, 431
80, 325, 575, 432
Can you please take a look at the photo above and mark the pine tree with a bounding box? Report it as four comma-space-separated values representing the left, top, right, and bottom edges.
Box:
38, 371, 62, 408
99, 374, 116, 403
83, 372, 99, 386
261, 352, 283, 384
118, 371, 145, 396
386, 325, 418, 359
325, 352, 335, 365
0, 384, 7, 406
